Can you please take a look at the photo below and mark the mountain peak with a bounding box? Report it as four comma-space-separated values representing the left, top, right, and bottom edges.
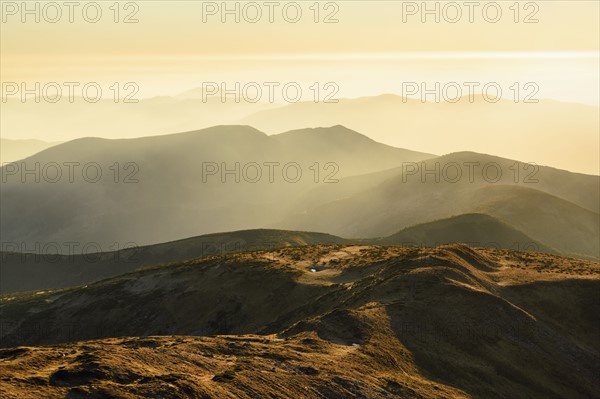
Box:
273, 125, 376, 143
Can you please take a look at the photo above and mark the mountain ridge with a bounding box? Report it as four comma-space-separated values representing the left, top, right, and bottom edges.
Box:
1, 244, 598, 398
0, 210, 589, 295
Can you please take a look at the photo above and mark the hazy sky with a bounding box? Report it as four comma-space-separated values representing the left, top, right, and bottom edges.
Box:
3, 1, 599, 55
2, 1, 599, 100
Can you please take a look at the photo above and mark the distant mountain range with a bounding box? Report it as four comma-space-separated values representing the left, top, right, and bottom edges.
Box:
0, 125, 432, 249
278, 150, 599, 259
2, 94, 598, 174
242, 95, 600, 175
1, 125, 597, 263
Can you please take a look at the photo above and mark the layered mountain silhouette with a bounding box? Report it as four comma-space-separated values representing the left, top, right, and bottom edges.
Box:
1, 125, 432, 249
279, 151, 600, 259
1, 125, 597, 260
4, 95, 598, 174
241, 95, 600, 175
1, 123, 598, 398
1, 245, 598, 398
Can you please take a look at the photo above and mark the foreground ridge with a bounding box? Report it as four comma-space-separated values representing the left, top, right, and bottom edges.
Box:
1, 244, 599, 398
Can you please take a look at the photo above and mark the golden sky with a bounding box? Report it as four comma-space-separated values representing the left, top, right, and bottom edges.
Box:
2, 1, 598, 103
2, 1, 598, 67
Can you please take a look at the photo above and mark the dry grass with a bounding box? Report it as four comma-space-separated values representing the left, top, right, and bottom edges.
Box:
1, 244, 598, 398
